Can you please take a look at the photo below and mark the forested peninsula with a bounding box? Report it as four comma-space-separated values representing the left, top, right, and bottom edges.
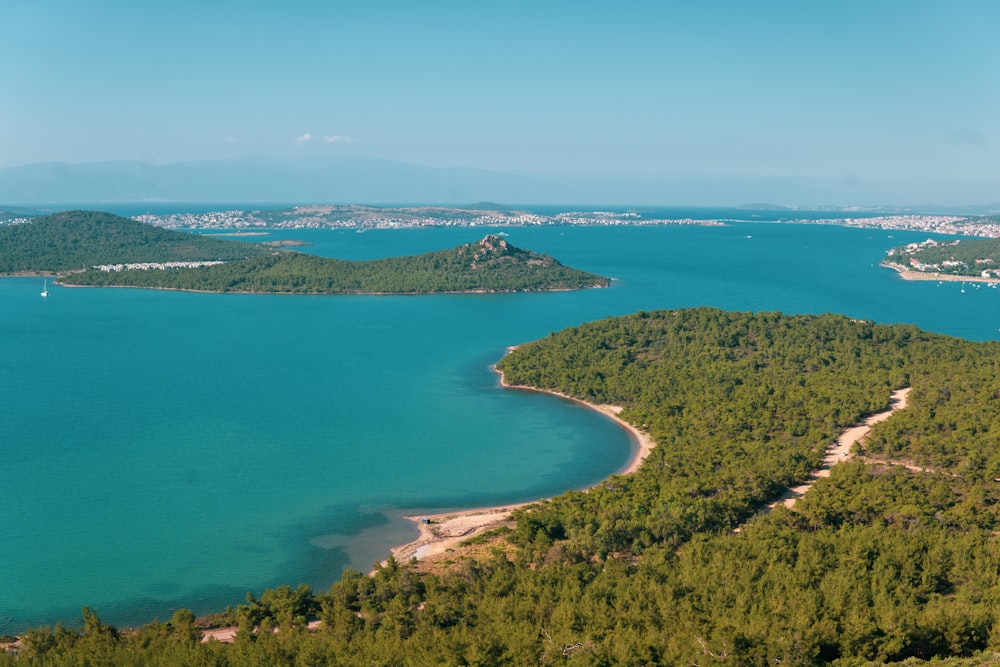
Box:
0, 211, 609, 293
8, 308, 1000, 666
884, 237, 1000, 280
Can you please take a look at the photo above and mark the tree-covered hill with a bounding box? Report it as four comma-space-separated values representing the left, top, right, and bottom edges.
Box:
60, 234, 610, 293
10, 309, 1000, 665
0, 210, 608, 293
0, 210, 270, 273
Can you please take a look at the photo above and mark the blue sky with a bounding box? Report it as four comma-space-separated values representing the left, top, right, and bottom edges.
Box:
1, 0, 998, 205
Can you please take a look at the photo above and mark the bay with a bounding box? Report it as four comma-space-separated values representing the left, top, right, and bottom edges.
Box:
1, 221, 997, 633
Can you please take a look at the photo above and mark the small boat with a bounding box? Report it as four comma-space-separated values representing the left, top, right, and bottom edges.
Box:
41, 279, 49, 298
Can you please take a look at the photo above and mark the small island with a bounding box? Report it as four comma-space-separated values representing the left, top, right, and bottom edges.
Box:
0, 210, 610, 294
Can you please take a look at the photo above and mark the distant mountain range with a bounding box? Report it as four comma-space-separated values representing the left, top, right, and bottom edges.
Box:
0, 157, 560, 206
0, 156, 997, 212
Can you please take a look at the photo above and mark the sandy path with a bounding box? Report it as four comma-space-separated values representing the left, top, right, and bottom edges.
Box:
765, 387, 912, 512
200, 619, 322, 644
201, 627, 238, 643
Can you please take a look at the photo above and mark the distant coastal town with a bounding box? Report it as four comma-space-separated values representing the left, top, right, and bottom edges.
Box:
806, 214, 998, 237
118, 205, 1000, 237
2, 205, 999, 237
129, 206, 727, 231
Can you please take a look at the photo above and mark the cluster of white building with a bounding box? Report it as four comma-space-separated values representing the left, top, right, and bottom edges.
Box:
884, 236, 1000, 279
469, 213, 549, 226
553, 211, 721, 226
894, 238, 958, 253
884, 238, 959, 266
134, 211, 265, 229
827, 215, 998, 237
121, 207, 1000, 237
93, 261, 226, 272
130, 207, 730, 230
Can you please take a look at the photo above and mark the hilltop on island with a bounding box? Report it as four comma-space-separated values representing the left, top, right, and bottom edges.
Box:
0, 210, 609, 294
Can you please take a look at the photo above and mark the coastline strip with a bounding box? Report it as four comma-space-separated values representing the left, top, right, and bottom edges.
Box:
882, 261, 1000, 284
395, 381, 914, 553
387, 360, 655, 564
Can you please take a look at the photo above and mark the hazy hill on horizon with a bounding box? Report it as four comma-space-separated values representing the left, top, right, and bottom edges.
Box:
3, 156, 995, 211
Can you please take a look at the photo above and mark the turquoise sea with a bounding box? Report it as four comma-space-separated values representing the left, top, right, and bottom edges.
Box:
2, 220, 998, 633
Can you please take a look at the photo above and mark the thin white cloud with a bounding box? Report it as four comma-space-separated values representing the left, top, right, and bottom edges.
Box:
324, 134, 353, 144
294, 133, 313, 143
224, 136, 242, 144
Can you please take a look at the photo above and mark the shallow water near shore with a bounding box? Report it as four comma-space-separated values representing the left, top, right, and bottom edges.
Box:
2, 221, 999, 633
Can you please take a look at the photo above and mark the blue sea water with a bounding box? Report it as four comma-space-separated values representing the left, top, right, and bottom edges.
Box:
2, 221, 998, 633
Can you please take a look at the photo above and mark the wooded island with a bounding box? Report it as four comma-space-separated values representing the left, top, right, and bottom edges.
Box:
0, 211, 609, 293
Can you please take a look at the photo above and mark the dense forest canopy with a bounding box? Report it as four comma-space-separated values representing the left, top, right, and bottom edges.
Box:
8, 308, 1000, 665
0, 210, 269, 273
60, 234, 610, 293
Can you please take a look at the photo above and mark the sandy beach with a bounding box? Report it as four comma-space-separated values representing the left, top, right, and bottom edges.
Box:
392, 376, 913, 554
387, 362, 656, 565
389, 504, 531, 562
882, 262, 1000, 284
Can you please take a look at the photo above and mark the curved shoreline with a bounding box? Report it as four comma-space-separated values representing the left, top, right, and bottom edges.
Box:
387, 356, 655, 564
496, 381, 654, 479
393, 380, 915, 561
491, 350, 656, 478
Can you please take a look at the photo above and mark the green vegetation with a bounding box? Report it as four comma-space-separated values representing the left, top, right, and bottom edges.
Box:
0, 210, 607, 293
9, 308, 1000, 665
59, 234, 609, 293
0, 208, 36, 223
885, 237, 1000, 278
0, 210, 269, 273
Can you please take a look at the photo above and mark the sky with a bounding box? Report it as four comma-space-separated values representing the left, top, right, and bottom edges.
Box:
1, 0, 998, 206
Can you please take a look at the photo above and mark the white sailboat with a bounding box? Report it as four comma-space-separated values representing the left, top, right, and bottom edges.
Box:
41, 279, 49, 298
